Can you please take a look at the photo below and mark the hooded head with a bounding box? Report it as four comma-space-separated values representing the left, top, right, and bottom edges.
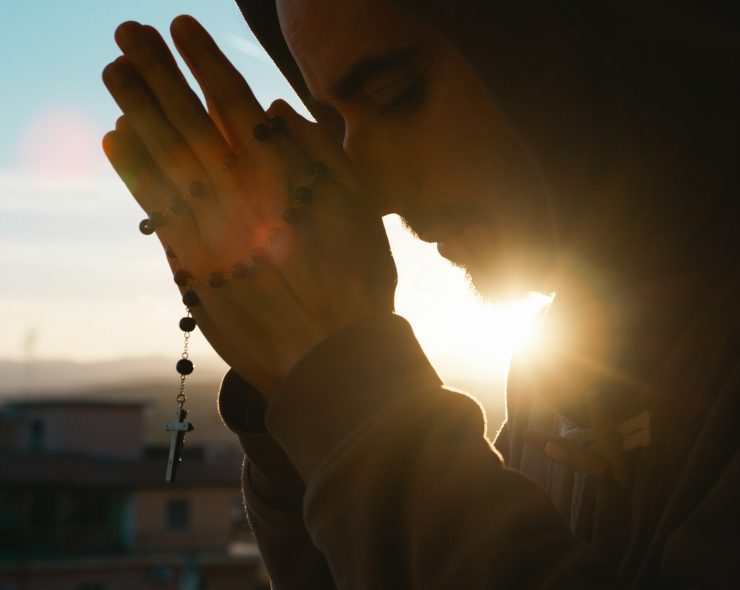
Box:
236, 0, 740, 302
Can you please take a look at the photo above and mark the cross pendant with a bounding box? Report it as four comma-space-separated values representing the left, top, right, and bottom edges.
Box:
164, 401, 194, 482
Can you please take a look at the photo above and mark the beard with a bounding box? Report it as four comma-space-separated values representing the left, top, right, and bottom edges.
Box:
399, 210, 557, 302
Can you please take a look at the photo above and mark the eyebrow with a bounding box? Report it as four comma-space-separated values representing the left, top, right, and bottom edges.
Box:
328, 45, 421, 102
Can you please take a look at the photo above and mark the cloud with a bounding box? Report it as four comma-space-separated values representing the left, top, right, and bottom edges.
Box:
0, 168, 129, 216
224, 34, 272, 64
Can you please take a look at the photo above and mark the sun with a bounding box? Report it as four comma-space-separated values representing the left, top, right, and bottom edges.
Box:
384, 214, 554, 390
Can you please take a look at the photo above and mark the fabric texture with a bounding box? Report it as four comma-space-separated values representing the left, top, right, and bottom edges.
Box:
216, 1, 740, 588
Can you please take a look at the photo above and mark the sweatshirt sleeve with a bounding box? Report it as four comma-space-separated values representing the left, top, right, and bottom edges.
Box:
218, 371, 337, 590
263, 312, 624, 590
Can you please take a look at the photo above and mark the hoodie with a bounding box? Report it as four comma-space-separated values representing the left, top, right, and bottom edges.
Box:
217, 1, 740, 588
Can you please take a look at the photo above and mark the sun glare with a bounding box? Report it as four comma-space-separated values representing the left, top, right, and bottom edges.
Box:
385, 215, 553, 392
16, 104, 102, 179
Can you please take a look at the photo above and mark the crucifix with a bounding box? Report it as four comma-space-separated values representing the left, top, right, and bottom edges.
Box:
164, 400, 194, 482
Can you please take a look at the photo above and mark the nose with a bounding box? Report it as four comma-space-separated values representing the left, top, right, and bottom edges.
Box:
342, 121, 408, 216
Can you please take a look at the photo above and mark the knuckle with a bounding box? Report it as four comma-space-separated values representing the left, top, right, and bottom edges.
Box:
211, 85, 246, 112
171, 102, 201, 126
266, 99, 294, 119
159, 134, 189, 162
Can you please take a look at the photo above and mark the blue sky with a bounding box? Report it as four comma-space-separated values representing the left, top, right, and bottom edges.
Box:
0, 1, 295, 167
1, 2, 543, 411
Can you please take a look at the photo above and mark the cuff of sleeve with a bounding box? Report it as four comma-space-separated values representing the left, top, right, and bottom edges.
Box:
266, 312, 442, 482
218, 369, 305, 510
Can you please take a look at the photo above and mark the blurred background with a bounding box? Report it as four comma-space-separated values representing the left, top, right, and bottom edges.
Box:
0, 1, 545, 588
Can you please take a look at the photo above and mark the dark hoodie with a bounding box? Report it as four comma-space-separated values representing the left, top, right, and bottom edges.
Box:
217, 1, 740, 588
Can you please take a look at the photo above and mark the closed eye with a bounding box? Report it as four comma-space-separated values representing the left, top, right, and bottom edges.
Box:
376, 76, 426, 117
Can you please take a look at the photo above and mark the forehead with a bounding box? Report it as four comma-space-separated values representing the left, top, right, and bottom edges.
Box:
276, 0, 428, 98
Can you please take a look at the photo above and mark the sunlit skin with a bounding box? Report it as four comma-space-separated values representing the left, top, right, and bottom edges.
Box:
103, 17, 396, 395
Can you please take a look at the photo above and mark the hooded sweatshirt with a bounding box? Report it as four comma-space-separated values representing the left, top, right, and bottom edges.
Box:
217, 1, 740, 588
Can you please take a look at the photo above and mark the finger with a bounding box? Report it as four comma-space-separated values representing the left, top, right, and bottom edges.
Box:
114, 21, 232, 174
170, 15, 265, 149
184, 305, 280, 396
266, 100, 358, 194
102, 117, 202, 257
103, 57, 213, 212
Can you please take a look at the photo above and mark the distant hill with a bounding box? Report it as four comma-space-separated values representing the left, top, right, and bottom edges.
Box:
0, 357, 239, 452
0, 356, 228, 395
0, 356, 509, 445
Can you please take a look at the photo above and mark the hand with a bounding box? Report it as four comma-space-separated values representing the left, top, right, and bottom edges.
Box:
102, 16, 396, 396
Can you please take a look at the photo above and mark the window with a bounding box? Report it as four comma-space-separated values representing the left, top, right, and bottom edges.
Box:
166, 498, 189, 531
30, 419, 45, 453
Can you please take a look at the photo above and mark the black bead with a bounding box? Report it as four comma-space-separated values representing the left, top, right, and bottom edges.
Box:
182, 290, 200, 307
250, 247, 269, 263
295, 186, 313, 203
176, 358, 194, 375
252, 123, 270, 141
310, 161, 327, 178
188, 180, 208, 198
179, 316, 197, 332
139, 219, 155, 235
231, 262, 250, 278
268, 115, 285, 131
207, 272, 226, 288
149, 211, 165, 228
282, 206, 305, 225
169, 196, 188, 214
173, 270, 192, 286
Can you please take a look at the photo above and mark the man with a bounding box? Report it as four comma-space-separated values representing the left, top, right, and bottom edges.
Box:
103, 1, 739, 588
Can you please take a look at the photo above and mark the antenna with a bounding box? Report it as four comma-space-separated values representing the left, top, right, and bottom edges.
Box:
21, 328, 38, 395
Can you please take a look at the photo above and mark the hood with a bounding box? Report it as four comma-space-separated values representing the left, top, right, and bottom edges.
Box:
235, 1, 739, 228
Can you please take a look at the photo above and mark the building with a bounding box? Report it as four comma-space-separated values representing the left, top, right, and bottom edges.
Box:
0, 399, 267, 590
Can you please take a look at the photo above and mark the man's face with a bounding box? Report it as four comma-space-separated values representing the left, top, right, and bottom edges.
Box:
277, 0, 556, 298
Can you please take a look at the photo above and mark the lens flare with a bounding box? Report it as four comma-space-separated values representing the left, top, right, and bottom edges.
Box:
16, 104, 103, 179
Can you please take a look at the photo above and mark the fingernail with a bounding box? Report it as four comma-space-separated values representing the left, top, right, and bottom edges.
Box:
545, 441, 569, 463
103, 61, 129, 86
116, 21, 144, 49
172, 14, 198, 35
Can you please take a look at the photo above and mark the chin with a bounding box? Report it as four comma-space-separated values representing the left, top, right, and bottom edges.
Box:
450, 251, 557, 302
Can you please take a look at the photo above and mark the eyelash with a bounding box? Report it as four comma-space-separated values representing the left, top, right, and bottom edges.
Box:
379, 77, 426, 118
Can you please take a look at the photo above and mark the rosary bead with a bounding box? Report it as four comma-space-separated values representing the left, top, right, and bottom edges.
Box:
268, 115, 286, 131
182, 290, 200, 307
179, 316, 197, 332
283, 206, 305, 225
250, 247, 269, 263
252, 123, 270, 141
149, 211, 165, 228
310, 161, 327, 178
207, 272, 226, 288
231, 262, 250, 278
188, 180, 208, 199
139, 219, 155, 235
295, 186, 313, 203
173, 270, 192, 286
176, 358, 194, 376
169, 196, 188, 214
165, 245, 177, 259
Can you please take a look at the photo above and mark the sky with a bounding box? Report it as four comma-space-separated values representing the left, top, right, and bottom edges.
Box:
1, 1, 547, 409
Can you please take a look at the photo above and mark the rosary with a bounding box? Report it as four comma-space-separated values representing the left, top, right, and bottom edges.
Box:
137, 116, 326, 481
